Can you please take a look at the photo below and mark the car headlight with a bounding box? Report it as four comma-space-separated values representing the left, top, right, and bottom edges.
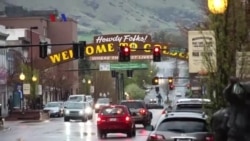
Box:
65, 110, 69, 114
79, 111, 84, 114
95, 104, 100, 109
85, 107, 92, 114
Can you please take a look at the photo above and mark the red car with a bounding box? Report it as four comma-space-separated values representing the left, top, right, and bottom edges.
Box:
97, 105, 136, 139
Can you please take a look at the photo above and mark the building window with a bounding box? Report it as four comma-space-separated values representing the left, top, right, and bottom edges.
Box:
43, 27, 47, 36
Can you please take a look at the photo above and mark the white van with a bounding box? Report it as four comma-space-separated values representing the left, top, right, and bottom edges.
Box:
67, 94, 94, 107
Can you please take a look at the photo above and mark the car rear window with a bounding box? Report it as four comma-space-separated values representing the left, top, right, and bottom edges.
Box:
121, 102, 144, 109
68, 96, 84, 102
176, 104, 203, 110
97, 98, 110, 104
101, 107, 126, 115
157, 118, 208, 133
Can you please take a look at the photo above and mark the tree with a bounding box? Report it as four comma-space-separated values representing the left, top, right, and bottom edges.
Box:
152, 30, 187, 48
201, 1, 249, 112
20, 63, 39, 109
125, 83, 145, 100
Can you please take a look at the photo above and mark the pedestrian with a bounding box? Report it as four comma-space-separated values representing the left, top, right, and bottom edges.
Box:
156, 93, 162, 105
7, 96, 12, 113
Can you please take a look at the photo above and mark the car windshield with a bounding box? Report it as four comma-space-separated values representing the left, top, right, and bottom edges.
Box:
65, 103, 85, 109
157, 118, 208, 133
97, 98, 110, 104
68, 96, 84, 102
121, 102, 144, 109
101, 107, 125, 116
45, 102, 60, 107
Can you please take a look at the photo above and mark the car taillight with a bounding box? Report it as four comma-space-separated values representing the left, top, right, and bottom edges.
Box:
125, 116, 131, 121
149, 134, 165, 140
97, 117, 101, 122
162, 110, 166, 114
139, 108, 146, 114
205, 135, 214, 141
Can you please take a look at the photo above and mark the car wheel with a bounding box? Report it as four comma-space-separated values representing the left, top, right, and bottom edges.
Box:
132, 125, 136, 137
98, 130, 107, 139
127, 129, 133, 138
88, 115, 93, 120
82, 117, 87, 122
64, 117, 69, 122
143, 121, 151, 128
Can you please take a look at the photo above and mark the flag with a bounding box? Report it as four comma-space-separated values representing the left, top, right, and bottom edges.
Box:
61, 13, 67, 22
50, 14, 56, 22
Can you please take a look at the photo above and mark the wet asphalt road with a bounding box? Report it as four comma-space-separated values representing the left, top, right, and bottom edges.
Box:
0, 109, 162, 141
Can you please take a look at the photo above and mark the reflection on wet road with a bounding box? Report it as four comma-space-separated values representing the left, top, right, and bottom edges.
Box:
0, 109, 162, 141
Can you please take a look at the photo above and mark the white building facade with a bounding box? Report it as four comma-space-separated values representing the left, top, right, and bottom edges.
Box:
0, 25, 9, 117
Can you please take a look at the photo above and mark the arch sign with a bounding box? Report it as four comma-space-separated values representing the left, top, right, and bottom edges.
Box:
47, 34, 188, 65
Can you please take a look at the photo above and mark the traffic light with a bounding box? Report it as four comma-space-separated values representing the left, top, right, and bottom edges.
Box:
73, 42, 79, 59
119, 46, 130, 62
39, 42, 48, 59
155, 87, 159, 93
79, 41, 86, 59
152, 46, 161, 62
72, 41, 86, 59
152, 77, 159, 85
168, 77, 174, 90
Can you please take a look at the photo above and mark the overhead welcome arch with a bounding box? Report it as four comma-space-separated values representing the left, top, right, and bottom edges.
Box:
46, 33, 188, 66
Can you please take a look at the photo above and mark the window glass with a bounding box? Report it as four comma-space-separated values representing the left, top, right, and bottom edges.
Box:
97, 98, 110, 104
121, 102, 143, 109
46, 102, 60, 107
101, 107, 125, 115
157, 118, 208, 133
65, 102, 85, 109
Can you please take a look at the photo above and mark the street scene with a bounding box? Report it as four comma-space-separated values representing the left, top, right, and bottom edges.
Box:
0, 109, 162, 141
0, 0, 249, 141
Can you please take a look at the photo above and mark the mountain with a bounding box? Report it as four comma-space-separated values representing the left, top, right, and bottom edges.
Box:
2, 0, 204, 41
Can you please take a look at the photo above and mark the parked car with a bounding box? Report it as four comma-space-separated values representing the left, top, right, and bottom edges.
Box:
97, 105, 136, 139
63, 102, 90, 122
146, 111, 214, 141
43, 101, 64, 117
94, 98, 110, 113
120, 100, 152, 128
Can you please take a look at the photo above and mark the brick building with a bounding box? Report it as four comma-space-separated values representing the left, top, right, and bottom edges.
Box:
0, 7, 79, 104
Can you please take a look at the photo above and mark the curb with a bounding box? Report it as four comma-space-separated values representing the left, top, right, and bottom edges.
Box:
20, 119, 50, 123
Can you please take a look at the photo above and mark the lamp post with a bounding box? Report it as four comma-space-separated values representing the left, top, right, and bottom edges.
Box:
82, 79, 91, 94
19, 73, 25, 112
30, 26, 38, 81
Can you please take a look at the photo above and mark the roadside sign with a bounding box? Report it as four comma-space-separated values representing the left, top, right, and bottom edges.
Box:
99, 63, 110, 71
37, 85, 42, 95
23, 83, 30, 95
110, 63, 148, 70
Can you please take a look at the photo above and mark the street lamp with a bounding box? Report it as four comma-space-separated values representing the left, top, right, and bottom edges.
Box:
30, 26, 38, 82
19, 72, 25, 80
208, 0, 228, 14
82, 79, 91, 94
